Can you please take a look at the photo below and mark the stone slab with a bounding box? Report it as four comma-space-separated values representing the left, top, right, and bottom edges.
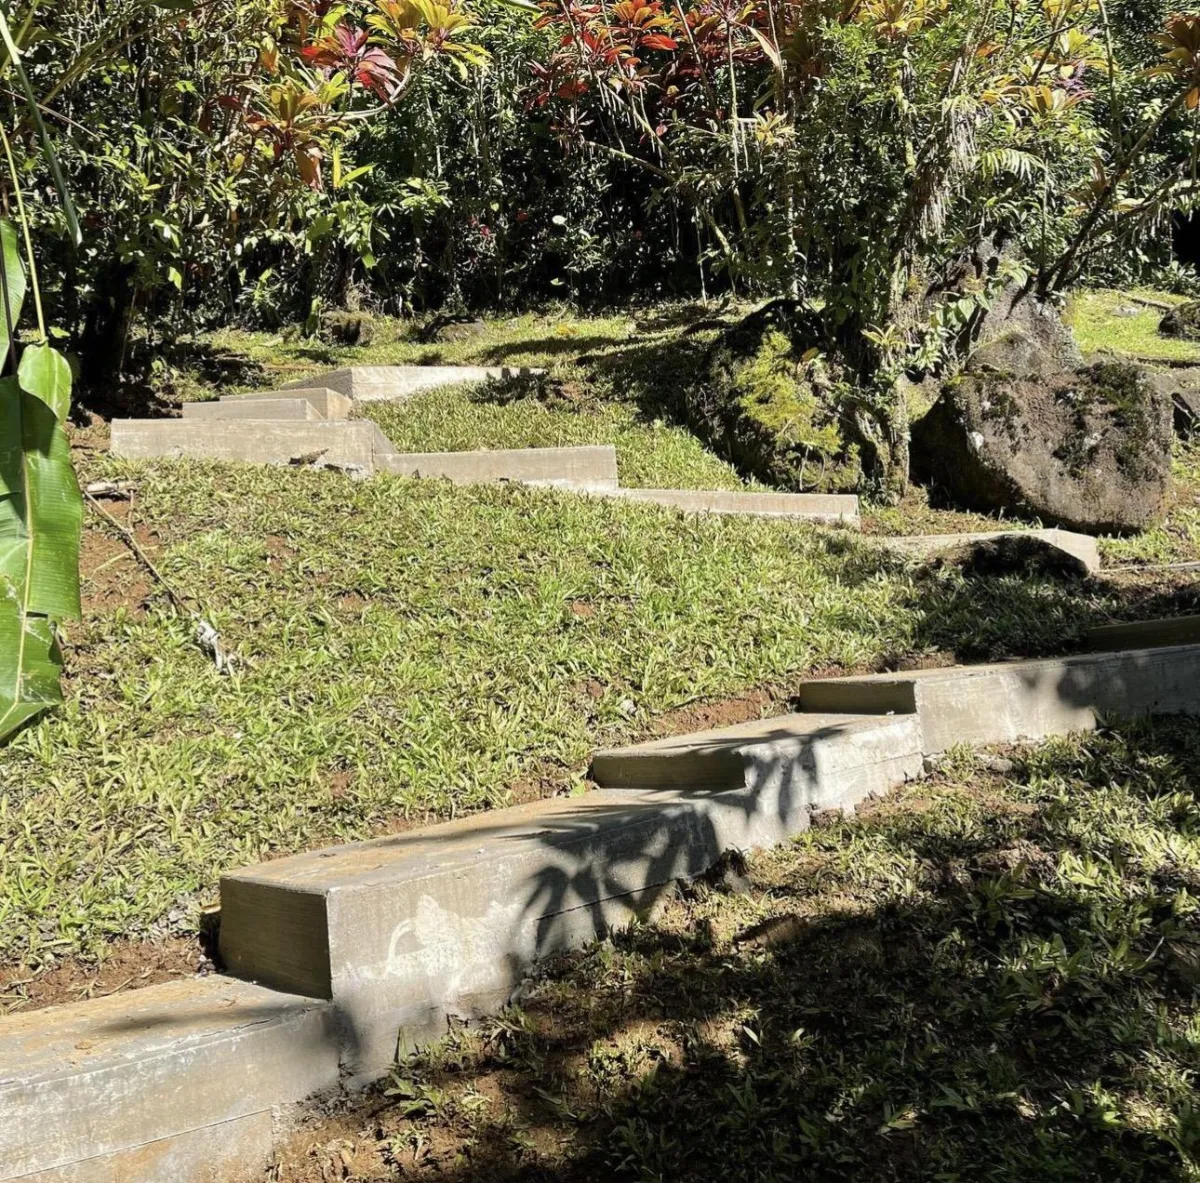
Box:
221, 387, 354, 420
376, 445, 619, 491
879, 528, 1101, 574
1087, 615, 1200, 651
282, 366, 542, 404
221, 712, 921, 1083
110, 419, 378, 471
797, 645, 1200, 754
0, 977, 338, 1181
592, 487, 859, 524
182, 398, 322, 422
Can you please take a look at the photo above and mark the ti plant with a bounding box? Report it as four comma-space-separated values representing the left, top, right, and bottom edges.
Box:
0, 4, 83, 741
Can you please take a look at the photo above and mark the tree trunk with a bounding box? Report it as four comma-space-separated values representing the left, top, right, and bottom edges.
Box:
79, 261, 138, 402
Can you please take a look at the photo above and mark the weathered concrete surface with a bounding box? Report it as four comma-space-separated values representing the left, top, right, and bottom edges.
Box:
221, 387, 354, 420
879, 528, 1100, 574
0, 977, 338, 1182
282, 365, 542, 404
22, 1113, 273, 1183
182, 398, 323, 422
110, 419, 378, 471
221, 712, 920, 1083
798, 645, 1200, 753
377, 445, 619, 490
1087, 615, 1200, 651
592, 487, 860, 524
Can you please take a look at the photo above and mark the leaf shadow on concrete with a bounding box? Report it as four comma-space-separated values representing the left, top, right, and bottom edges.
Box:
343, 717, 1200, 1183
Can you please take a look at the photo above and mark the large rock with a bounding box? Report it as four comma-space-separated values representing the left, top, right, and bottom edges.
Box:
912, 360, 1172, 534
972, 283, 1083, 374
695, 300, 861, 492
1159, 300, 1200, 341
1143, 366, 1200, 437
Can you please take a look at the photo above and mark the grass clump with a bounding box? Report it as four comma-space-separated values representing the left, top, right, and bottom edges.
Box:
278, 719, 1200, 1181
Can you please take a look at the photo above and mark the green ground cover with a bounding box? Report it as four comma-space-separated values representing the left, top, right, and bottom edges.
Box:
276, 720, 1200, 1181
2, 290, 1197, 985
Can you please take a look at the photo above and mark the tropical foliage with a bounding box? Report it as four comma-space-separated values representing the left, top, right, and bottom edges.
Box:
527, 0, 1200, 487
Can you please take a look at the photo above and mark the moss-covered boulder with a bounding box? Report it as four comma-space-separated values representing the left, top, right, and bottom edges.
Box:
911, 360, 1172, 534
693, 301, 860, 492
1159, 300, 1200, 341
320, 310, 377, 346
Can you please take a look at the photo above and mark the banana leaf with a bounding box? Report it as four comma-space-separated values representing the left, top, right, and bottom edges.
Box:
0, 215, 81, 740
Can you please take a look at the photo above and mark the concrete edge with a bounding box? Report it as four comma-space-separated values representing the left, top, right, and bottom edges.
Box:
877, 528, 1101, 574
1085, 615, 1200, 651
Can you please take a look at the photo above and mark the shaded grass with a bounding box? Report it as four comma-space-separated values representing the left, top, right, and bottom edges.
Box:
0, 450, 1170, 973
275, 719, 1200, 1182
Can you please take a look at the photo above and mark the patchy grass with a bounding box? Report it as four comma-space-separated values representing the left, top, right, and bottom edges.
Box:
273, 719, 1200, 1182
1, 446, 1185, 983
1072, 288, 1200, 365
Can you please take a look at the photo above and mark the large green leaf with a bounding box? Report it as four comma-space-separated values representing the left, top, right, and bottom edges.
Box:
0, 217, 81, 741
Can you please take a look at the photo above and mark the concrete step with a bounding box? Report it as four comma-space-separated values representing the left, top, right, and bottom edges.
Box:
796, 644, 1200, 754
220, 387, 353, 420
878, 528, 1100, 574
1087, 615, 1200, 651
591, 487, 860, 524
182, 397, 323, 422
220, 711, 921, 1083
282, 365, 543, 404
110, 419, 378, 472
376, 445, 619, 490
0, 976, 337, 1182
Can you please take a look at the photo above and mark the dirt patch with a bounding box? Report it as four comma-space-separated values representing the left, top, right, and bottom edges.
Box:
0, 938, 209, 1015
77, 522, 154, 620
649, 688, 777, 737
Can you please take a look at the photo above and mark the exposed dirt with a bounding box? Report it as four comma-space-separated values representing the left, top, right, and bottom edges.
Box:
648, 688, 778, 737
0, 938, 210, 1015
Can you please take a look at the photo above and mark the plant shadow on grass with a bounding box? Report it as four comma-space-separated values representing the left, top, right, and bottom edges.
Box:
350, 717, 1200, 1182
467, 330, 709, 433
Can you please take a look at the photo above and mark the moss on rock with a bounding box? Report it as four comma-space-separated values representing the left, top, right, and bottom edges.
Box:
693, 301, 861, 492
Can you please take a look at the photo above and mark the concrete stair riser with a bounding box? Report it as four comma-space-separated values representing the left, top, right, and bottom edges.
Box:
182, 398, 323, 422
591, 487, 859, 524
281, 366, 544, 403
376, 445, 619, 491
110, 419, 378, 471
879, 528, 1100, 574
220, 388, 354, 420
797, 645, 1200, 753
1086, 615, 1200, 651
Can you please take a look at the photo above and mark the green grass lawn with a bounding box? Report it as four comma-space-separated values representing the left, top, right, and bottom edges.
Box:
3, 291, 1197, 989
275, 719, 1200, 1181
0, 451, 1178, 980
1072, 288, 1200, 365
